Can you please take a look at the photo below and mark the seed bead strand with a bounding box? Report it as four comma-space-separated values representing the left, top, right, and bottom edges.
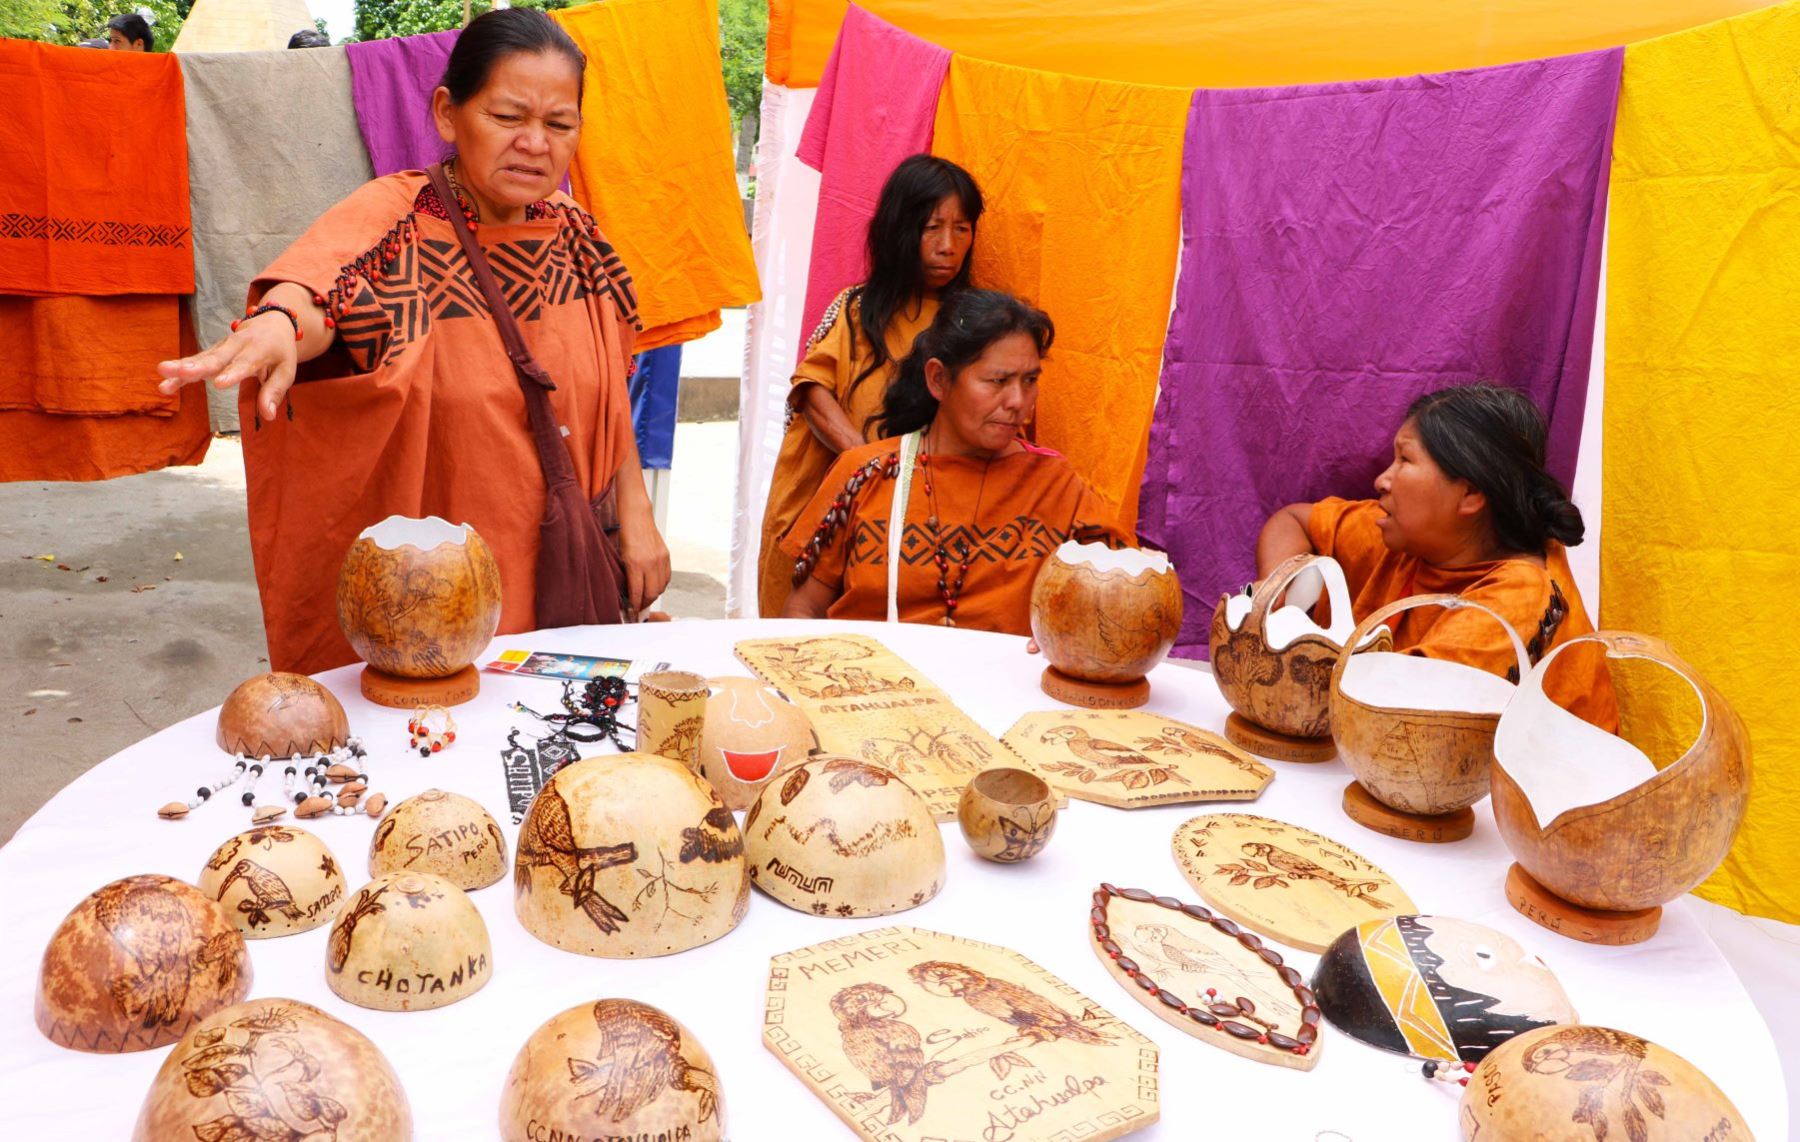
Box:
1090, 884, 1320, 1058
238, 758, 269, 808
158, 759, 248, 820
792, 451, 902, 586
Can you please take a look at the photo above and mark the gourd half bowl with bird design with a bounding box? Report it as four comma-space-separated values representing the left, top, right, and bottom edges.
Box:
500, 998, 724, 1142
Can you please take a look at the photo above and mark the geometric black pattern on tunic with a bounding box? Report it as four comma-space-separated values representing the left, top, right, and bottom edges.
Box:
330, 186, 637, 372
0, 212, 189, 247
844, 515, 1074, 568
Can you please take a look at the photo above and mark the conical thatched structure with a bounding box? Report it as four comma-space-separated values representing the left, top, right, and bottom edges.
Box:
172, 0, 320, 53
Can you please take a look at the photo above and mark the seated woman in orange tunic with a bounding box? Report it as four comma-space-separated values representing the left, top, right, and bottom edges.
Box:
1257, 382, 1617, 730
781, 290, 1116, 634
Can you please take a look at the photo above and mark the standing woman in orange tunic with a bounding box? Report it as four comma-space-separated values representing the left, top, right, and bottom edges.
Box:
1257, 382, 1617, 730
154, 10, 670, 673
756, 155, 984, 616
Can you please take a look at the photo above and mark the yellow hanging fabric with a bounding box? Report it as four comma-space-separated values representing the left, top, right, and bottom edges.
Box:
930, 56, 1189, 531
554, 0, 760, 351
1603, 0, 1800, 923
769, 0, 1768, 90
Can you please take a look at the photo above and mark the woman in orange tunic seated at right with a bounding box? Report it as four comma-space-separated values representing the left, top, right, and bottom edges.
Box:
1256, 382, 1618, 731
781, 290, 1117, 635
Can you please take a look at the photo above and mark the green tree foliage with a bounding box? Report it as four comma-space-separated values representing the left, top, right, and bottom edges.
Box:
0, 0, 68, 41
351, 0, 569, 42
718, 0, 765, 125
1, 0, 189, 48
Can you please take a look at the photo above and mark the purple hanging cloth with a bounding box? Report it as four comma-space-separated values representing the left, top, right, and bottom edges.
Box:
1140, 49, 1621, 657
345, 29, 460, 177
794, 4, 951, 360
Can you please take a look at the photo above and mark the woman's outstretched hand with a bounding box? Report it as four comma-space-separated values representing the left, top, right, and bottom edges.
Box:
156, 283, 330, 421
156, 313, 299, 422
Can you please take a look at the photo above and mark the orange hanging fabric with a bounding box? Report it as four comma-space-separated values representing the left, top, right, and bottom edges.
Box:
0, 41, 205, 483
769, 0, 1768, 90
931, 56, 1188, 531
0, 41, 193, 296
553, 0, 760, 351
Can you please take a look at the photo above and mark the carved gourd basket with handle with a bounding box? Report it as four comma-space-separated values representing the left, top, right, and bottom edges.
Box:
1209, 554, 1385, 740
1330, 594, 1526, 817
1491, 632, 1751, 914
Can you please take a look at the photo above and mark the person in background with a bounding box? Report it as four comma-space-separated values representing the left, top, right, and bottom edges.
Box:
781, 290, 1118, 635
105, 13, 152, 51
757, 154, 984, 617
288, 29, 331, 49
1255, 381, 1617, 730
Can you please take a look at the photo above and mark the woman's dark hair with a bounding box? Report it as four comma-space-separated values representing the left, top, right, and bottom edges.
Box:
107, 13, 152, 49
874, 290, 1053, 438
849, 155, 985, 409
288, 29, 331, 49
440, 8, 587, 107
1406, 382, 1584, 553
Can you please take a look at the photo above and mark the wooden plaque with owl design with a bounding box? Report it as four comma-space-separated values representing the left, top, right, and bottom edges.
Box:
1173, 813, 1416, 953
1002, 711, 1273, 808
764, 926, 1159, 1142
736, 635, 1064, 822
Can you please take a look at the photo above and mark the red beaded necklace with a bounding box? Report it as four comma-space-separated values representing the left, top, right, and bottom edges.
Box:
918, 426, 994, 627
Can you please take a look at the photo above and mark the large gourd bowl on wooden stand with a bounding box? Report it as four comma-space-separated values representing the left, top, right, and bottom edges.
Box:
1210, 553, 1386, 763
1029, 540, 1183, 709
336, 515, 502, 709
1491, 632, 1751, 946
1330, 594, 1524, 844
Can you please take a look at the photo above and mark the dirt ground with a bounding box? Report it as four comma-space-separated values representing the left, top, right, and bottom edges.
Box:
0, 423, 737, 844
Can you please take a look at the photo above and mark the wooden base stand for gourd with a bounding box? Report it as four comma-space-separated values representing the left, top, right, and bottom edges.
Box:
360, 663, 481, 709
1040, 665, 1150, 709
1341, 781, 1474, 844
1504, 863, 1662, 946
1224, 713, 1336, 763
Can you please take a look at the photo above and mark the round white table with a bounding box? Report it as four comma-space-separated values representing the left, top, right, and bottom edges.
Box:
0, 619, 1785, 1140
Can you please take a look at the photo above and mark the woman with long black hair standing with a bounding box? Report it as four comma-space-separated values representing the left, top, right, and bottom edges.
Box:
756, 154, 983, 616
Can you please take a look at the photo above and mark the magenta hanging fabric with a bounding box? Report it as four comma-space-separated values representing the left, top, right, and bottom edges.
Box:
794, 4, 951, 358
1140, 49, 1621, 656
345, 30, 460, 177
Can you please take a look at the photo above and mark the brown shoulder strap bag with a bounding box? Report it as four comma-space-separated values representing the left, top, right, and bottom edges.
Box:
428, 162, 631, 628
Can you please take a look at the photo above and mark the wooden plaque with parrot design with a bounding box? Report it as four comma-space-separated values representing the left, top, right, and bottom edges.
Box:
1001, 710, 1273, 808
1172, 813, 1416, 953
736, 635, 1064, 822
763, 926, 1159, 1142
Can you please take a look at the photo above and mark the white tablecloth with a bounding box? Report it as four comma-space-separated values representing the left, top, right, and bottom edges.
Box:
0, 619, 1785, 1140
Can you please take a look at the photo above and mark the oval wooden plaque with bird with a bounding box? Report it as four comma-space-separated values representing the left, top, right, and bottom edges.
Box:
1002, 710, 1273, 808
1173, 813, 1415, 953
764, 926, 1159, 1142
1089, 884, 1323, 1070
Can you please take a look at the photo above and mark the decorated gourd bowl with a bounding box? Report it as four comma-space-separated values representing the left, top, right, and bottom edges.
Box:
336, 514, 502, 679
1330, 594, 1522, 816
1030, 541, 1183, 683
1210, 554, 1385, 739
743, 755, 944, 917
